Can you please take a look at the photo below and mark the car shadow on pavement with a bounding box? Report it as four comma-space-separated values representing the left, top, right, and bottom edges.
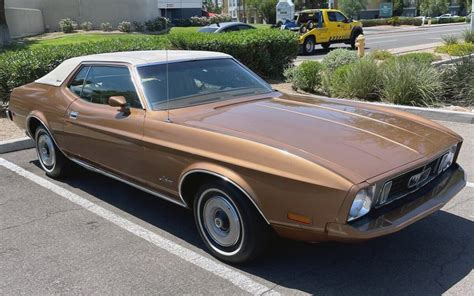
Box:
39, 162, 473, 295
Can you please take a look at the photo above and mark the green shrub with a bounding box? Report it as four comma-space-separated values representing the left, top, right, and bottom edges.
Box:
321, 48, 357, 71
321, 64, 351, 97
145, 17, 171, 32
436, 43, 474, 56
174, 15, 233, 27
0, 37, 170, 104
101, 22, 113, 32
59, 18, 76, 33
397, 52, 440, 64
441, 34, 458, 45
441, 55, 474, 106
168, 29, 298, 78
329, 57, 380, 101
80, 21, 93, 31
380, 58, 442, 106
117, 21, 131, 33
462, 29, 474, 43
133, 21, 145, 32
370, 50, 393, 60
285, 61, 324, 92
360, 19, 389, 27
360, 17, 422, 27
388, 16, 401, 26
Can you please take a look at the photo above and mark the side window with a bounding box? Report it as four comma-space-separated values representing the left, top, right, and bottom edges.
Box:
68, 66, 90, 97
224, 26, 240, 32
328, 12, 347, 22
81, 66, 142, 108
237, 25, 253, 30
335, 12, 348, 22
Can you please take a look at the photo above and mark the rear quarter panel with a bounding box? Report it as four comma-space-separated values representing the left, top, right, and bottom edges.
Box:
9, 83, 77, 145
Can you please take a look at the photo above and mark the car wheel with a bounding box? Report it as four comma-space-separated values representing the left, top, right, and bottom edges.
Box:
302, 37, 315, 55
35, 126, 71, 178
351, 31, 362, 50
321, 42, 330, 50
194, 180, 270, 263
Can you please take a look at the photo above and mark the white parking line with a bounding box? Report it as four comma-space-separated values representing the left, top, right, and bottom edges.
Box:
467, 182, 474, 188
0, 158, 279, 296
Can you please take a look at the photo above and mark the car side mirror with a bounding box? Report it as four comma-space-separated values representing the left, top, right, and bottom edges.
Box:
345, 18, 352, 23
108, 96, 130, 115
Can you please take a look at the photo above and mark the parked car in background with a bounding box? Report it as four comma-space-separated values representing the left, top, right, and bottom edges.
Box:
198, 22, 256, 33
7, 50, 466, 263
436, 13, 455, 20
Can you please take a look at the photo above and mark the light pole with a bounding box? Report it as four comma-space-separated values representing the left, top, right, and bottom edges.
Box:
471, 0, 473, 32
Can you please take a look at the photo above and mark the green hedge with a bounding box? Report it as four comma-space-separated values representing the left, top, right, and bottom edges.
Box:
168, 30, 299, 78
360, 16, 469, 27
0, 30, 298, 105
0, 37, 169, 104
361, 17, 422, 27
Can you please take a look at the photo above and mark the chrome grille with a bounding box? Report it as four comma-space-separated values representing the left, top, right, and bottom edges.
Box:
377, 155, 444, 206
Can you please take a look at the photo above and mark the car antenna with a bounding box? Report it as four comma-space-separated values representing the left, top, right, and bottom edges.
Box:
165, 7, 171, 123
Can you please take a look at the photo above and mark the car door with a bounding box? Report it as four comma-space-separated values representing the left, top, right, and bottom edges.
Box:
326, 11, 351, 41
62, 63, 148, 183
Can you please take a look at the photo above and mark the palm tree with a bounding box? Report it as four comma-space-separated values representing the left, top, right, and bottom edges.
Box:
0, 0, 11, 46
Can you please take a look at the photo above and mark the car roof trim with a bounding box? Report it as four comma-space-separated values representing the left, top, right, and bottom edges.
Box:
35, 50, 231, 87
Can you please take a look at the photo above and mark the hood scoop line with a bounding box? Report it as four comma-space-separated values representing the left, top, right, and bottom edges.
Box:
257, 103, 421, 155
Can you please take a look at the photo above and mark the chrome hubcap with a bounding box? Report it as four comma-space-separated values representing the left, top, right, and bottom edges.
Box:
203, 196, 241, 247
306, 40, 314, 52
38, 134, 55, 167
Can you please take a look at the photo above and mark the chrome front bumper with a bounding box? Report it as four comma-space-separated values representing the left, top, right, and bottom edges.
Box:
327, 164, 466, 240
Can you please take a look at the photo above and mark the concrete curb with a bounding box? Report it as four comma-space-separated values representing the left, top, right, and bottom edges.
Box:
285, 92, 474, 124
432, 53, 474, 67
0, 137, 35, 154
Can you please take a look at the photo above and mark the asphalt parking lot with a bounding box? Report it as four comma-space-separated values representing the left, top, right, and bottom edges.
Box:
1, 120, 473, 295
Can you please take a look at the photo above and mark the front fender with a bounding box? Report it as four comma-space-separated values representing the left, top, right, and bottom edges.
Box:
179, 162, 269, 224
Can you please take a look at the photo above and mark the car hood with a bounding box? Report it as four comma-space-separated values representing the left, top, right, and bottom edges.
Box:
177, 94, 459, 182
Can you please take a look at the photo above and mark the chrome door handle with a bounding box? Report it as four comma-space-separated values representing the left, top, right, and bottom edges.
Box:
69, 111, 79, 120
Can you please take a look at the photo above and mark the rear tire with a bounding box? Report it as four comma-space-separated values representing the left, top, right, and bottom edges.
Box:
194, 180, 270, 264
351, 30, 362, 50
35, 126, 71, 178
302, 37, 315, 55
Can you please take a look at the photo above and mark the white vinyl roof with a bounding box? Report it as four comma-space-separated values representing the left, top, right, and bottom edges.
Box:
35, 50, 231, 87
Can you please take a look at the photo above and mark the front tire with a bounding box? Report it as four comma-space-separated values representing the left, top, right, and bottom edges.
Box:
302, 37, 315, 55
194, 181, 270, 263
35, 126, 71, 178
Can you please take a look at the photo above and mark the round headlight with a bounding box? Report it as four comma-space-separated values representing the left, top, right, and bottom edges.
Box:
348, 186, 375, 222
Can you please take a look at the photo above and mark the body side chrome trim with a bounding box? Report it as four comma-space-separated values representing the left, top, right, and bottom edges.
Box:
179, 169, 270, 224
70, 158, 189, 208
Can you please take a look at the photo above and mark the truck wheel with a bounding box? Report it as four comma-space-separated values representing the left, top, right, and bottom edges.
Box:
351, 31, 362, 50
321, 43, 330, 50
194, 180, 271, 263
302, 37, 315, 55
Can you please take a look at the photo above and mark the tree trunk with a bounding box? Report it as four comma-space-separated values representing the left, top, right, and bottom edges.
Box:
0, 0, 11, 47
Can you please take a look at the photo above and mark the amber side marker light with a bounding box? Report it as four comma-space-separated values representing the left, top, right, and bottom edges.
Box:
287, 212, 312, 225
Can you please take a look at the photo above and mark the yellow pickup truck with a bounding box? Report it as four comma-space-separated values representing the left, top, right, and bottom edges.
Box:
297, 9, 363, 54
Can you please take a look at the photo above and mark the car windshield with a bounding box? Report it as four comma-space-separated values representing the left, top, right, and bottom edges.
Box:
137, 58, 272, 110
198, 27, 218, 33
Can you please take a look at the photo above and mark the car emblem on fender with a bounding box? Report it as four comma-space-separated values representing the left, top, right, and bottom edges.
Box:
408, 168, 431, 188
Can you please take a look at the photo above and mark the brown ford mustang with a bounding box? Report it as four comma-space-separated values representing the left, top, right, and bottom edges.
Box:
7, 51, 466, 263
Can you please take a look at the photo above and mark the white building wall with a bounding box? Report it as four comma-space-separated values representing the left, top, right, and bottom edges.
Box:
6, 0, 203, 33
5, 7, 44, 38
